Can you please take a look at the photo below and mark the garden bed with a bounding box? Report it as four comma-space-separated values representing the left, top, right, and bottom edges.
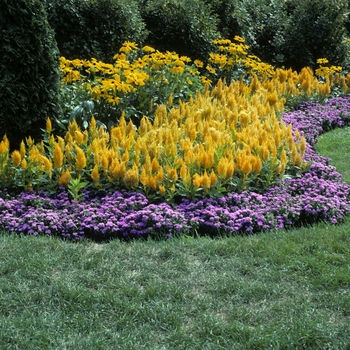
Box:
1, 97, 350, 241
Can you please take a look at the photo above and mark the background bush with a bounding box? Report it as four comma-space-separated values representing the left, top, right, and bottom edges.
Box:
0, 0, 62, 149
282, 0, 349, 70
141, 0, 221, 62
233, 0, 349, 71
202, 0, 240, 40
46, 0, 148, 62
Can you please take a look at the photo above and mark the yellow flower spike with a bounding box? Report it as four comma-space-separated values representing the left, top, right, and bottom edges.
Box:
91, 164, 100, 182
19, 140, 26, 158
46, 117, 52, 133
21, 158, 27, 169
239, 111, 250, 128
29, 146, 40, 161
153, 105, 167, 128
140, 166, 148, 187
139, 116, 150, 136
217, 157, 228, 178
151, 157, 159, 174
75, 130, 85, 144
65, 132, 73, 144
155, 167, 165, 184
200, 171, 211, 191
167, 168, 178, 183
49, 134, 55, 146
209, 171, 217, 186
294, 154, 302, 167
42, 156, 52, 174
27, 136, 33, 147
290, 145, 298, 163
58, 168, 71, 186
225, 162, 235, 180
101, 153, 109, 172
241, 158, 252, 175
143, 153, 152, 174
252, 156, 262, 174
89, 116, 97, 131
68, 119, 79, 137
168, 93, 173, 107
11, 150, 21, 167
124, 164, 139, 189
75, 146, 86, 172
158, 185, 166, 196
189, 127, 197, 141
267, 91, 279, 106
320, 78, 331, 96
109, 159, 124, 182
147, 176, 157, 191
38, 141, 45, 155
53, 142, 64, 169
300, 135, 307, 156
280, 148, 287, 166
121, 152, 129, 163
179, 163, 189, 181
192, 173, 202, 188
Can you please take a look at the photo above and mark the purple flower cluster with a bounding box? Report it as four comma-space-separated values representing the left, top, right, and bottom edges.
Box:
0, 97, 350, 240
0, 190, 190, 240
282, 96, 350, 147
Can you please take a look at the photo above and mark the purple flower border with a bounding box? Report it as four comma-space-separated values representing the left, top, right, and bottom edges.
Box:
1, 97, 350, 240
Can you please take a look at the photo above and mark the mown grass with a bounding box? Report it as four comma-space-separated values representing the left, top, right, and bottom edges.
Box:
315, 126, 350, 184
0, 129, 350, 349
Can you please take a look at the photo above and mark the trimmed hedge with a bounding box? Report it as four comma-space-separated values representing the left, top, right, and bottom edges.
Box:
0, 0, 62, 149
141, 0, 221, 61
234, 0, 349, 70
46, 0, 148, 62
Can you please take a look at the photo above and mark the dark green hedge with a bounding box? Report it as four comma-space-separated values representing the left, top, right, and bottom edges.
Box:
0, 0, 62, 149
233, 0, 349, 70
46, 0, 148, 62
141, 0, 221, 61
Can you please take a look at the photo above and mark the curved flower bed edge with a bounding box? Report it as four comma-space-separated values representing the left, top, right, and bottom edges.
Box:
1, 96, 350, 241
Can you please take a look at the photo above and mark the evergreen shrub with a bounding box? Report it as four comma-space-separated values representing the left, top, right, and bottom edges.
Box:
234, 0, 349, 71
233, 0, 289, 67
203, 0, 240, 39
46, 0, 148, 62
0, 0, 61, 149
142, 0, 220, 61
283, 0, 349, 70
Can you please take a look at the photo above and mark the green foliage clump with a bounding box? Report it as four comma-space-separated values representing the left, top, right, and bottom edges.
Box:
0, 0, 62, 149
46, 0, 148, 62
234, 0, 349, 71
283, 0, 349, 70
233, 0, 289, 67
141, 0, 221, 62
202, 0, 240, 39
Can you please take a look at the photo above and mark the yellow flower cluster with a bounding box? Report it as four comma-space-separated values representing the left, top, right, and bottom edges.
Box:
269, 65, 348, 99
314, 57, 347, 94
315, 58, 342, 78
205, 36, 275, 81
60, 41, 201, 110
2, 76, 307, 200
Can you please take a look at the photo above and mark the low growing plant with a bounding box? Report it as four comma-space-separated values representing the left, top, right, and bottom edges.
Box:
59, 42, 204, 128
0, 77, 309, 203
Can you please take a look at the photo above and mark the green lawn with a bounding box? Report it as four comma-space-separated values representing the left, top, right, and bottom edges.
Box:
0, 128, 349, 349
315, 127, 350, 184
